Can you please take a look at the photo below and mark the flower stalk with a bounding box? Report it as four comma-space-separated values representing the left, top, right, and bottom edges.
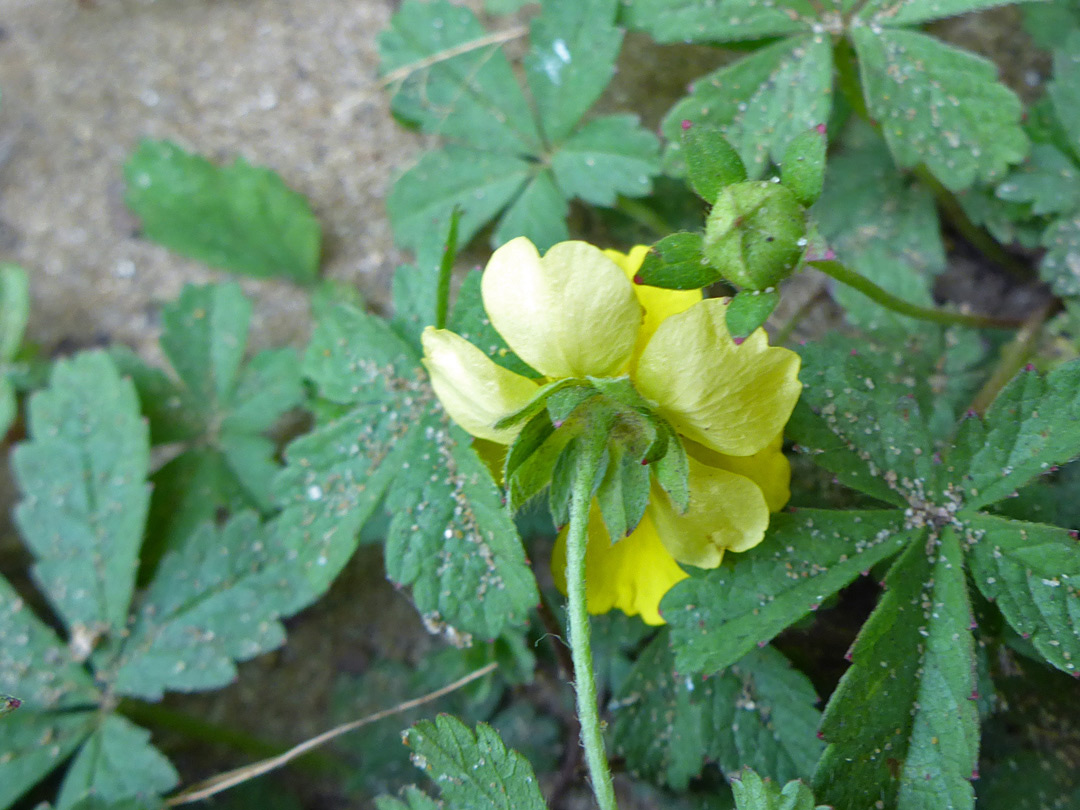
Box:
566, 439, 619, 810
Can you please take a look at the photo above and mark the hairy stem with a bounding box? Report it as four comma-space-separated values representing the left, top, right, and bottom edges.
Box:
566, 445, 618, 810
810, 259, 1024, 330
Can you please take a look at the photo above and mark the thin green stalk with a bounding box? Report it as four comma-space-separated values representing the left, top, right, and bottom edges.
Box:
614, 195, 672, 240
809, 259, 1023, 330
969, 301, 1056, 415
434, 207, 461, 330
566, 445, 618, 810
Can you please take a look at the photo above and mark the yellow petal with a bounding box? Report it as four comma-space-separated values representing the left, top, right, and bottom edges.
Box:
421, 327, 539, 444
634, 298, 801, 456
604, 246, 703, 357
649, 454, 770, 567
482, 237, 642, 378
685, 432, 791, 512
552, 506, 687, 626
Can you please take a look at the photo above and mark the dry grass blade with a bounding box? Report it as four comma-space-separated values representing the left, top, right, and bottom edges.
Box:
164, 661, 499, 805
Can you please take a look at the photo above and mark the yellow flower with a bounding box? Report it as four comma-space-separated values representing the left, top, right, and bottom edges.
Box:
421, 237, 801, 625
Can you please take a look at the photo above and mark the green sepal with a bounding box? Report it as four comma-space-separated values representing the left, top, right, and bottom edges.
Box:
780, 127, 826, 206
494, 378, 587, 431
506, 415, 576, 513
587, 374, 656, 414
635, 232, 717, 290
547, 385, 599, 425
725, 289, 781, 339
652, 423, 689, 512
549, 404, 616, 527
682, 125, 748, 201
505, 411, 556, 490
596, 439, 652, 542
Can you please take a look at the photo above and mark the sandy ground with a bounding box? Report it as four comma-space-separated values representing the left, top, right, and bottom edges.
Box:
0, 0, 419, 361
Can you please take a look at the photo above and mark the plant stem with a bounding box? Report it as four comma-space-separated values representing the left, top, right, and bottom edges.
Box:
565, 445, 618, 810
434, 207, 461, 330
614, 196, 671, 240
969, 301, 1056, 415
809, 259, 1024, 330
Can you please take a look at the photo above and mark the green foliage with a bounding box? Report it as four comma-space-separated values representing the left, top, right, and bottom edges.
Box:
635, 0, 1027, 189
113, 283, 303, 551
612, 632, 823, 790
731, 769, 827, 810
0, 292, 321, 809
124, 140, 321, 282
273, 261, 539, 640
394, 716, 548, 810
381, 0, 660, 250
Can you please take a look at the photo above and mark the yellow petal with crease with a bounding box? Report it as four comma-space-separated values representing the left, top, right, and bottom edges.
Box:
552, 506, 687, 626
482, 237, 642, 378
685, 432, 791, 512
421, 327, 539, 444
634, 298, 801, 456
649, 454, 770, 567
604, 246, 702, 359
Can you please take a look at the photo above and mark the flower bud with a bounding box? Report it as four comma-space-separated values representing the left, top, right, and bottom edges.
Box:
702, 181, 807, 290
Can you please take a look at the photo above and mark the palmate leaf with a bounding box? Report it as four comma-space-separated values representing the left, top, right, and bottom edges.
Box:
948, 359, 1080, 512
731, 769, 827, 810
814, 528, 979, 810
967, 514, 1080, 676
1041, 213, 1080, 297
0, 710, 98, 810
662, 509, 912, 674
115, 283, 303, 548
55, 716, 177, 810
112, 513, 294, 699
381, 0, 659, 250
402, 715, 547, 810
996, 144, 1080, 217
855, 0, 1024, 27
852, 27, 1027, 191
612, 632, 823, 791
12, 352, 150, 636
273, 302, 538, 639
662, 36, 833, 179
124, 140, 320, 283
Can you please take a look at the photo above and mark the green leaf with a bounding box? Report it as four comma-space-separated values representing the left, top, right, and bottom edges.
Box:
663, 509, 911, 674
725, 290, 780, 340
731, 769, 827, 810
789, 337, 942, 506
621, 0, 814, 44
1041, 211, 1080, 297
124, 140, 320, 283
856, 0, 1024, 26
491, 169, 570, 250
967, 514, 1080, 676
525, 0, 622, 144
0, 575, 98, 708
663, 36, 833, 179
949, 360, 1080, 512
0, 264, 29, 363
56, 716, 177, 809
387, 147, 532, 252
852, 27, 1027, 190
0, 710, 98, 810
1049, 32, 1080, 164
378, 0, 540, 151
813, 123, 946, 334
682, 125, 748, 202
636, 232, 714, 289
814, 528, 979, 810
12, 352, 150, 636
112, 513, 294, 699
275, 304, 537, 637
996, 144, 1080, 217
404, 715, 547, 810
780, 127, 826, 207
612, 633, 823, 790
549, 114, 660, 206
1023, 0, 1080, 50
